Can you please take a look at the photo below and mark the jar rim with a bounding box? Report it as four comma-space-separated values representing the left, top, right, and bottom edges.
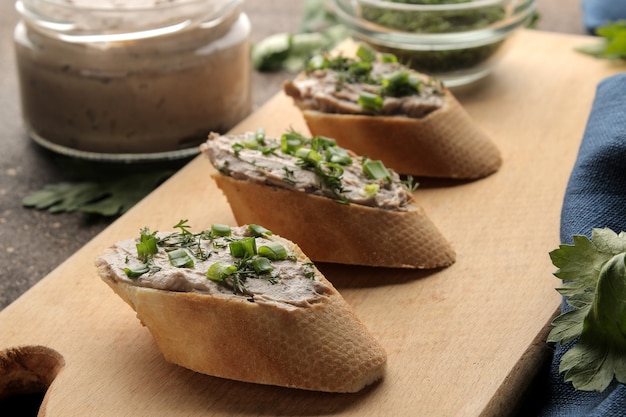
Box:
17, 0, 235, 12
15, 0, 243, 42
344, 0, 524, 12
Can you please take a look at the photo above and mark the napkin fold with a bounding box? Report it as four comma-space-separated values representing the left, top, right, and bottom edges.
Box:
582, 0, 626, 33
537, 73, 626, 416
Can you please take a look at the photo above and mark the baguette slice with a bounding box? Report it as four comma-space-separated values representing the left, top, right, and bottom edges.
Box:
201, 131, 455, 269
283, 47, 502, 179
96, 225, 386, 393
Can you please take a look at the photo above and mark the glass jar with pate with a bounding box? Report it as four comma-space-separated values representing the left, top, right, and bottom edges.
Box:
13, 0, 252, 161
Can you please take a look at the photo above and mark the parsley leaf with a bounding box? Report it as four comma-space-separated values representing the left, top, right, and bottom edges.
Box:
548, 228, 626, 392
22, 170, 173, 217
576, 20, 626, 60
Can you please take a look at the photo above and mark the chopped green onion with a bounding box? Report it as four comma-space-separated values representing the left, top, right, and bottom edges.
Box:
251, 257, 273, 274
316, 161, 344, 180
359, 183, 380, 198
381, 53, 398, 63
325, 146, 352, 165
258, 242, 288, 260
382, 70, 409, 86
211, 224, 231, 237
281, 132, 306, 154
124, 264, 149, 279
167, 248, 195, 268
248, 224, 272, 237
295, 147, 323, 165
356, 44, 377, 62
231, 142, 244, 155
261, 145, 279, 155
241, 136, 260, 150
363, 160, 392, 182
206, 262, 237, 282
358, 92, 383, 110
229, 237, 257, 258
255, 128, 266, 144
310, 135, 336, 151
307, 54, 328, 70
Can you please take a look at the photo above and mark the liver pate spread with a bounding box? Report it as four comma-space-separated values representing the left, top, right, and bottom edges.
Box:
96, 225, 332, 308
283, 45, 446, 118
201, 131, 414, 210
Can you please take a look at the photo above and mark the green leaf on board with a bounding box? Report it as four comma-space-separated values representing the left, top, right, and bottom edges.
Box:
22, 170, 173, 217
576, 20, 626, 60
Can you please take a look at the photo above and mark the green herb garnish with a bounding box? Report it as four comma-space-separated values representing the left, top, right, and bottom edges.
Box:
167, 248, 195, 268
324, 145, 352, 165
258, 242, 288, 261
381, 71, 421, 97
357, 92, 384, 111
124, 220, 314, 296
548, 228, 626, 392
173, 219, 193, 236
359, 183, 380, 198
363, 159, 392, 182
136, 228, 159, 262
281, 131, 308, 154
248, 224, 273, 237
123, 264, 150, 279
206, 261, 237, 281
229, 237, 257, 259
251, 257, 274, 274
22, 170, 174, 217
577, 20, 626, 60
211, 224, 232, 237
356, 44, 377, 62
282, 133, 351, 202
402, 175, 420, 192
295, 147, 324, 165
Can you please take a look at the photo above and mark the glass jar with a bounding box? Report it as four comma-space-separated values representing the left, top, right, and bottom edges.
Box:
332, 0, 536, 87
13, 0, 252, 162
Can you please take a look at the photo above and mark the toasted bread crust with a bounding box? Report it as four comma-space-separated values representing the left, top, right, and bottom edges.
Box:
97, 235, 387, 393
288, 88, 502, 179
212, 174, 456, 269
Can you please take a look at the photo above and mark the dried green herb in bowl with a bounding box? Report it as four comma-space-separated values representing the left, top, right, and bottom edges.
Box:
332, 0, 536, 86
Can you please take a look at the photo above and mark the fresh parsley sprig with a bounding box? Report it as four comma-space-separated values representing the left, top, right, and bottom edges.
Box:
23, 170, 174, 217
577, 20, 626, 60
548, 227, 626, 392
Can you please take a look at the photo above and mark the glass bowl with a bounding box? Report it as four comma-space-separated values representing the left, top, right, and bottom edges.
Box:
332, 0, 536, 87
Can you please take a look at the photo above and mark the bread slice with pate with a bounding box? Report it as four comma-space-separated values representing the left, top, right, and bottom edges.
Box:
200, 130, 456, 269
96, 223, 387, 393
282, 44, 502, 180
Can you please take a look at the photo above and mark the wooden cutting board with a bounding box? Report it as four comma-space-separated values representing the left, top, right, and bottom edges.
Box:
2, 29, 625, 416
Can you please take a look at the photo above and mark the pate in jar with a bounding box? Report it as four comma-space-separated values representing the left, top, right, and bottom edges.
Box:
14, 0, 252, 161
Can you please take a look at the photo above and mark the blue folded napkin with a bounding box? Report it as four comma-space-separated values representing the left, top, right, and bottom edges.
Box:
582, 0, 626, 33
536, 73, 626, 416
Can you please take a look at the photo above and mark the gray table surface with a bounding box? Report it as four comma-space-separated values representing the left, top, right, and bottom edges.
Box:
0, 0, 591, 414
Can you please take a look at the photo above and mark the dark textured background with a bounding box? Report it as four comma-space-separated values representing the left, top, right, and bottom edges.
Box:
0, 0, 585, 309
